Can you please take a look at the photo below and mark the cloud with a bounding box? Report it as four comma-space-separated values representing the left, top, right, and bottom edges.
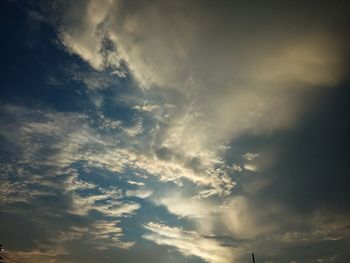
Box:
123, 118, 143, 137
132, 104, 160, 112
242, 152, 259, 161
126, 188, 153, 199
0, 103, 235, 255
70, 189, 140, 218
143, 222, 236, 263
155, 192, 276, 238
8, 249, 71, 263
55, 1, 350, 211
243, 164, 258, 172
0, 104, 144, 253
0, 103, 236, 202
65, 172, 97, 192
53, 2, 350, 259
59, 0, 119, 71
89, 220, 135, 249
155, 192, 217, 219
2, 1, 350, 262
58, 0, 349, 147
127, 180, 144, 186
0, 99, 239, 260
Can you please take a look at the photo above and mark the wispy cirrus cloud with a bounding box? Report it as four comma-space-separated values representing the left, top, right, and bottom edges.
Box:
0, 102, 235, 257
0, 104, 142, 252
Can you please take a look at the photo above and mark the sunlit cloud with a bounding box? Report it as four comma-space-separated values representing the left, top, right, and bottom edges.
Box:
127, 180, 144, 186
243, 164, 258, 172
1, 1, 350, 262
143, 222, 236, 263
126, 188, 153, 199
90, 220, 135, 249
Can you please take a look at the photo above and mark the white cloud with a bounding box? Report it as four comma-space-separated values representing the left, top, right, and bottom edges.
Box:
4, 0, 350, 257
243, 152, 259, 161
97, 113, 122, 129
65, 172, 97, 192
0, 104, 235, 201
0, 104, 142, 251
154, 192, 282, 239
123, 119, 143, 137
0, 104, 236, 254
127, 180, 144, 186
132, 104, 160, 112
156, 193, 217, 219
59, 0, 347, 146
243, 164, 258, 172
71, 191, 140, 218
90, 220, 135, 249
59, 0, 116, 71
143, 222, 236, 263
126, 188, 153, 199
57, 4, 349, 203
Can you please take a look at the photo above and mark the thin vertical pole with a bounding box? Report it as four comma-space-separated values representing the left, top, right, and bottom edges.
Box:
252, 253, 256, 263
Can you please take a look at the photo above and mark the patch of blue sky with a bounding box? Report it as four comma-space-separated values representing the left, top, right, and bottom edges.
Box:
0, 9, 86, 111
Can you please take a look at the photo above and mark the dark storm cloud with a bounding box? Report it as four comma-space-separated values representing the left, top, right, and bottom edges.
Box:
261, 83, 350, 213
219, 83, 350, 262
224, 83, 350, 212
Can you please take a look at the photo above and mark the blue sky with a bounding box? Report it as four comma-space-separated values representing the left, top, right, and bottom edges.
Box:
1, 1, 350, 262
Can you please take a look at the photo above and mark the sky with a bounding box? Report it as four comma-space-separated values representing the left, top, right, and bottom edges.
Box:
0, 0, 350, 262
